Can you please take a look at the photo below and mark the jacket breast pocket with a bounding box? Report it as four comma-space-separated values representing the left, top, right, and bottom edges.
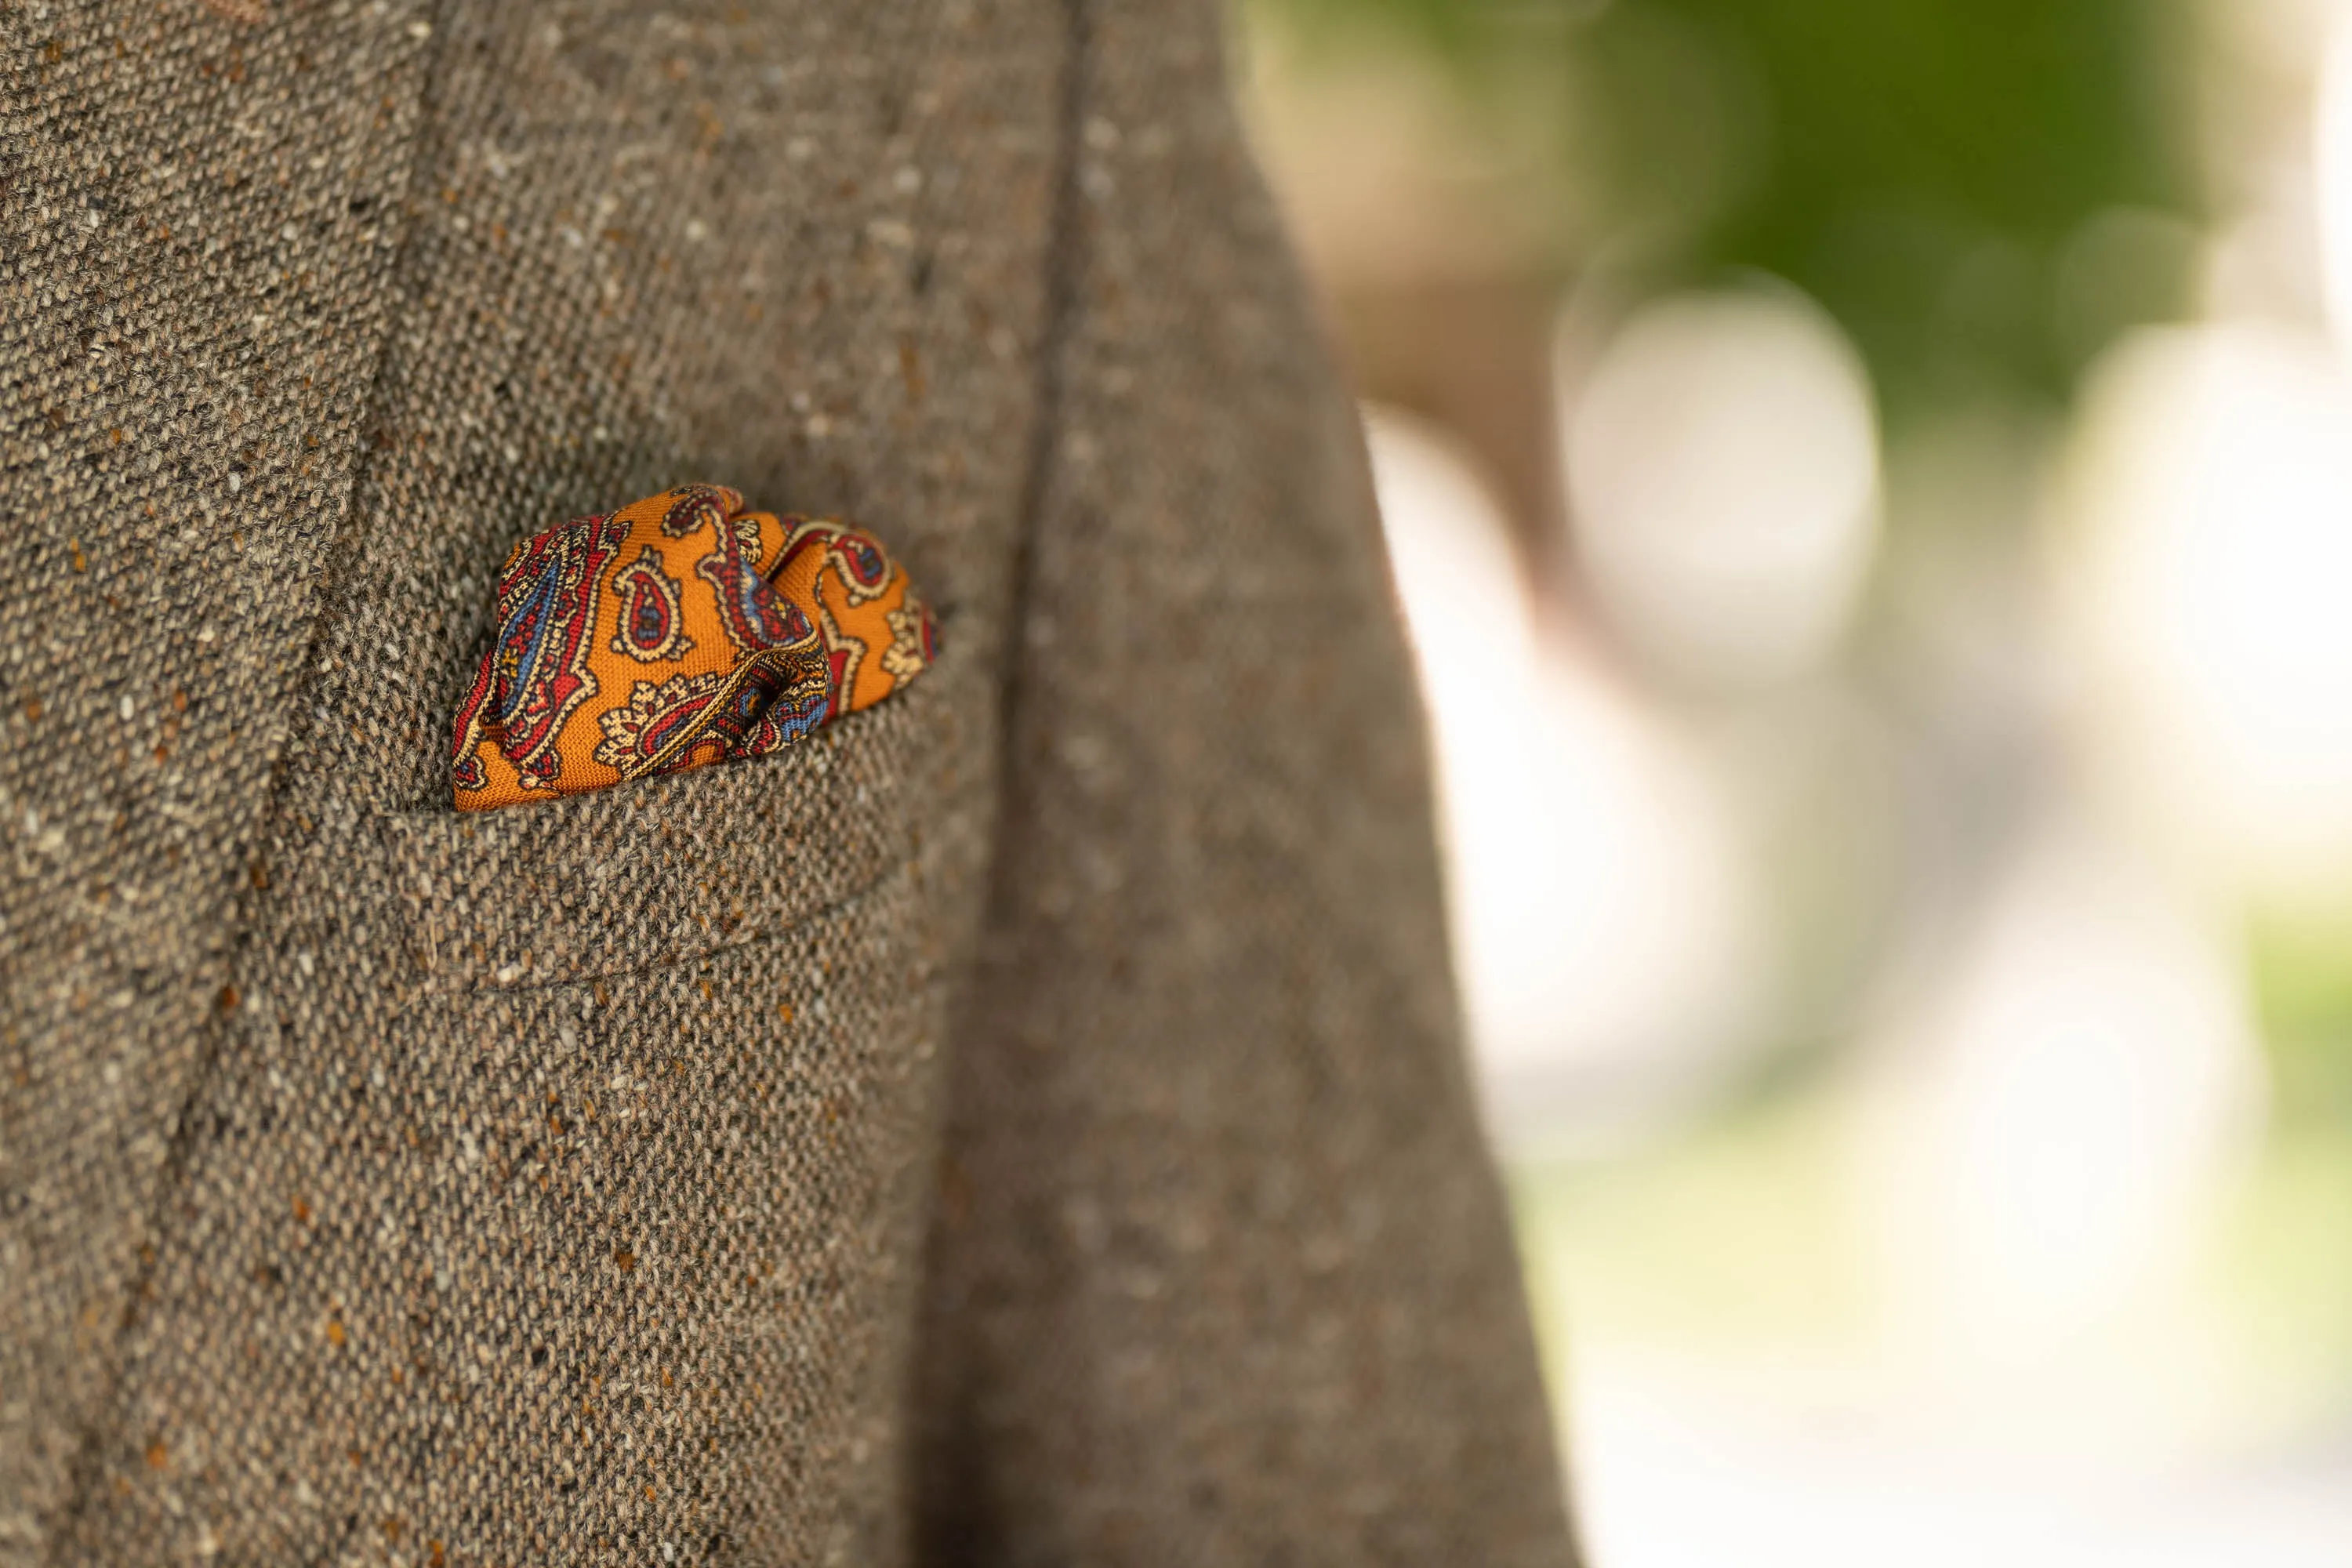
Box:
371, 635, 972, 998
93, 635, 990, 1568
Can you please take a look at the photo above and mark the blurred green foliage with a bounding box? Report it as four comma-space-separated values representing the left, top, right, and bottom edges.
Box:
2250, 902, 2352, 1134
1250, 0, 2201, 419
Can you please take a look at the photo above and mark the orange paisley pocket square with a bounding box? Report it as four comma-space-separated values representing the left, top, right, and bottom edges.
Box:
450, 484, 937, 811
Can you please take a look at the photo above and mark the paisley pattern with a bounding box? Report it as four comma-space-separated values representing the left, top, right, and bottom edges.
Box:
696, 532, 807, 653
608, 546, 695, 665
448, 511, 631, 795
660, 482, 739, 539
452, 485, 935, 811
591, 648, 829, 779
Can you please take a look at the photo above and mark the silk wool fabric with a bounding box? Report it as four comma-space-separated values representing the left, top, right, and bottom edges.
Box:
451, 484, 936, 809
1, 2, 1576, 1564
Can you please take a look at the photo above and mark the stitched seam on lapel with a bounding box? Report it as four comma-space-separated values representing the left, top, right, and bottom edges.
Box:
48, 4, 459, 1544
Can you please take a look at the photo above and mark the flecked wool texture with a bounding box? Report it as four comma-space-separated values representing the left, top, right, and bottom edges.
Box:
0, 2, 1576, 1566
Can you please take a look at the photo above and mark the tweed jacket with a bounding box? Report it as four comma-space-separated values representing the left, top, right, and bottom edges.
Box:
0, 1, 1573, 1563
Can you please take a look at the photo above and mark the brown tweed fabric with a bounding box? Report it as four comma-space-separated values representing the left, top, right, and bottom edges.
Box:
1, 2, 1572, 1564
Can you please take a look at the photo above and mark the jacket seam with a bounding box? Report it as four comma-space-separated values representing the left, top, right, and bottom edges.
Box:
383, 849, 920, 1018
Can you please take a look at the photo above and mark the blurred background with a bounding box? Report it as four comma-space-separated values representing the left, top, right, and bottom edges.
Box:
1229, 0, 2352, 1561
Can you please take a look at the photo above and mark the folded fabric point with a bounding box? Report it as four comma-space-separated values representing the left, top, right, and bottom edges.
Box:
449, 484, 936, 811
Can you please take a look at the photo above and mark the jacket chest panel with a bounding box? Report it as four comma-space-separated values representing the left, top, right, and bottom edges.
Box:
37, 0, 1066, 1557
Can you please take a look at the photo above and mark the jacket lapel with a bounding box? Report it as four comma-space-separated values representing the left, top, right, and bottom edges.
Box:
0, 0, 443, 1544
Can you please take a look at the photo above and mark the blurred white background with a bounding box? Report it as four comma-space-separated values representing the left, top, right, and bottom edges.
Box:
1241, 0, 2352, 1560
